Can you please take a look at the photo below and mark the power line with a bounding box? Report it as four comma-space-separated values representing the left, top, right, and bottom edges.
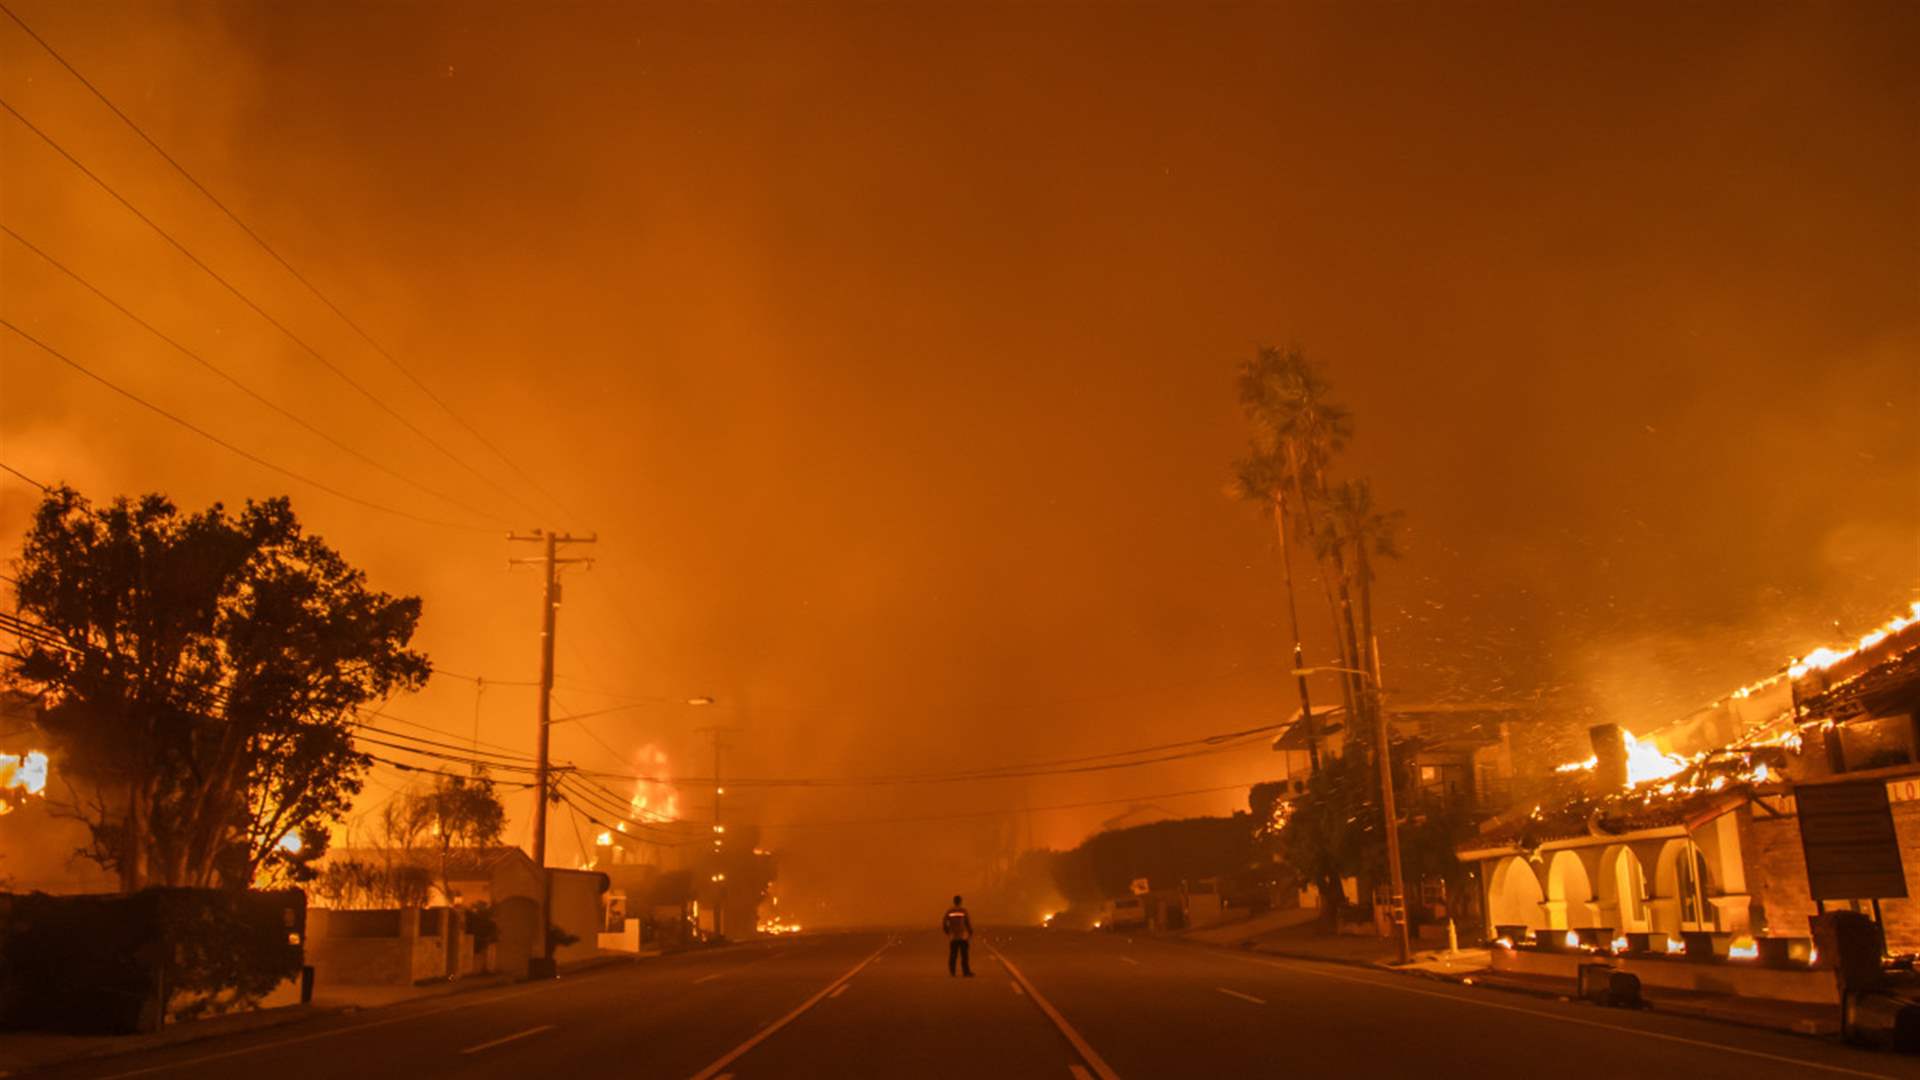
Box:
756, 780, 1262, 830
554, 776, 686, 841
0, 460, 50, 491
565, 769, 682, 827
0, 1, 573, 522
568, 727, 1279, 790
0, 318, 494, 532
554, 787, 699, 849
1, 224, 511, 528
0, 93, 542, 520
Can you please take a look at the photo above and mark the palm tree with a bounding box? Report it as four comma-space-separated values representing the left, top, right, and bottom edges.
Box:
1232, 446, 1320, 771
1235, 346, 1364, 765
1238, 347, 1367, 732
1324, 479, 1403, 745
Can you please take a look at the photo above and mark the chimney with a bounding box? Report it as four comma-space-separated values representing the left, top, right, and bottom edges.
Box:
1588, 724, 1628, 790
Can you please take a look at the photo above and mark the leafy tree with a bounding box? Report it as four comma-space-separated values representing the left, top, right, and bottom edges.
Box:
399, 773, 506, 906
1268, 750, 1376, 924
7, 488, 428, 891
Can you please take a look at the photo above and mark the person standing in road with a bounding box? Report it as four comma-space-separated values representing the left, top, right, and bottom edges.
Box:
943, 894, 974, 977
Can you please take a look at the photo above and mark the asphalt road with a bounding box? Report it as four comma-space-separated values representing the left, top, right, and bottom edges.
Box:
21, 928, 1920, 1080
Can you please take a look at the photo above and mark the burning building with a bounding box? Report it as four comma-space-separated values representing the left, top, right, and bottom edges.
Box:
1459, 602, 1920, 954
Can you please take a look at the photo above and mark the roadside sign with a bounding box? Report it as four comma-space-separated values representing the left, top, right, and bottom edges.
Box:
1796, 779, 1909, 901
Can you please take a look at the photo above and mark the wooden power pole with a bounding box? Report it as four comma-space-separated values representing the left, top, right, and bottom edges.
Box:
509, 529, 594, 976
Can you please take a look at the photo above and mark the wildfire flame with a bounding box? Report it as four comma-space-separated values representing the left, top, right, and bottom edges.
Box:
1788, 601, 1920, 680
0, 750, 49, 816
1552, 729, 1689, 788
629, 744, 681, 824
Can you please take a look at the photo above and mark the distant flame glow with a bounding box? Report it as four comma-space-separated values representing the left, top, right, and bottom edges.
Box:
628, 744, 681, 824
0, 750, 49, 815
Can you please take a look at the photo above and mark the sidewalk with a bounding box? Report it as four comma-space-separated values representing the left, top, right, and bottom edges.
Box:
1465, 969, 1841, 1037
1187, 921, 1841, 1039
0, 956, 633, 1075
0, 1002, 324, 1076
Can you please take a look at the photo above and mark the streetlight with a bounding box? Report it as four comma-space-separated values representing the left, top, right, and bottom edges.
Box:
687, 696, 736, 940
1293, 664, 1411, 965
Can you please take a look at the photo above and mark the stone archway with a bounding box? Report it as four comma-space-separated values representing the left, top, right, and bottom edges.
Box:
1596, 844, 1649, 933
1545, 850, 1596, 929
1488, 856, 1545, 932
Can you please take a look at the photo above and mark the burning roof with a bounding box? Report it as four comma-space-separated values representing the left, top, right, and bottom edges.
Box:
1467, 599, 1920, 855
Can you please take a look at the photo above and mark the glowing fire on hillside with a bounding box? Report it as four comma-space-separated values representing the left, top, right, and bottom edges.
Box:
0, 750, 49, 815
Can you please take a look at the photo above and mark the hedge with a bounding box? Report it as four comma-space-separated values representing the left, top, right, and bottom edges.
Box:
0, 888, 305, 1033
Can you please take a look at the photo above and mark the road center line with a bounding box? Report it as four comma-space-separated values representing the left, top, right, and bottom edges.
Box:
460, 1024, 556, 1054
1069, 1066, 1095, 1080
1225, 952, 1892, 1080
1214, 988, 1266, 1005
1119, 957, 1140, 966
688, 940, 892, 1080
694, 972, 725, 984
1011, 980, 1026, 995
987, 942, 1122, 1080
828, 983, 850, 999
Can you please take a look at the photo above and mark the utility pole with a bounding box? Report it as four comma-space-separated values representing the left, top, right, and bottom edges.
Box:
1294, 659, 1410, 964
696, 720, 738, 940
508, 529, 595, 977
1369, 638, 1410, 965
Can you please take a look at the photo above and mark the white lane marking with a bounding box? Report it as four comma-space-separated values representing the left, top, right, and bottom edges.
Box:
688, 940, 892, 1080
460, 1024, 556, 1054
694, 972, 725, 984
1070, 1067, 1095, 1080
1215, 988, 1266, 1005
829, 983, 849, 999
94, 980, 568, 1078
1011, 980, 1026, 996
1118, 956, 1140, 966
1226, 953, 1891, 1079
987, 943, 1121, 1080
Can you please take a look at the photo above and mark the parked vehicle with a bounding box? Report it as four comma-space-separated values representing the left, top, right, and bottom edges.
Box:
1098, 895, 1148, 931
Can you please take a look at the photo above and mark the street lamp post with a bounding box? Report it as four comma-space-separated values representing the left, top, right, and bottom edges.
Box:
1292, 664, 1412, 965
688, 697, 734, 941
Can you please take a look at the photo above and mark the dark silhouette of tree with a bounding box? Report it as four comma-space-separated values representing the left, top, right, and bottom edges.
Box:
399, 773, 506, 907
8, 487, 428, 891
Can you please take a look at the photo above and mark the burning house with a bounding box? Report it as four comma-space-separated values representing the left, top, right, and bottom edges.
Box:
1459, 602, 1920, 960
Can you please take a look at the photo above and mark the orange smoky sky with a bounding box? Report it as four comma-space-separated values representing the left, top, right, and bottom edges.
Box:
1, 1, 1915, 923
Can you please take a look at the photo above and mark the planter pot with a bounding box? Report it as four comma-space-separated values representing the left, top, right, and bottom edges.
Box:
1575, 927, 1617, 950
1682, 931, 1728, 963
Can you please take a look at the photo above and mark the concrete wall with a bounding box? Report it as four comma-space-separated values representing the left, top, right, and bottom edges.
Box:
551, 870, 609, 968
307, 908, 447, 987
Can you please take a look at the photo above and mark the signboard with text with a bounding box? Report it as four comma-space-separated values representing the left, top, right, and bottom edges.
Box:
1795, 779, 1910, 901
